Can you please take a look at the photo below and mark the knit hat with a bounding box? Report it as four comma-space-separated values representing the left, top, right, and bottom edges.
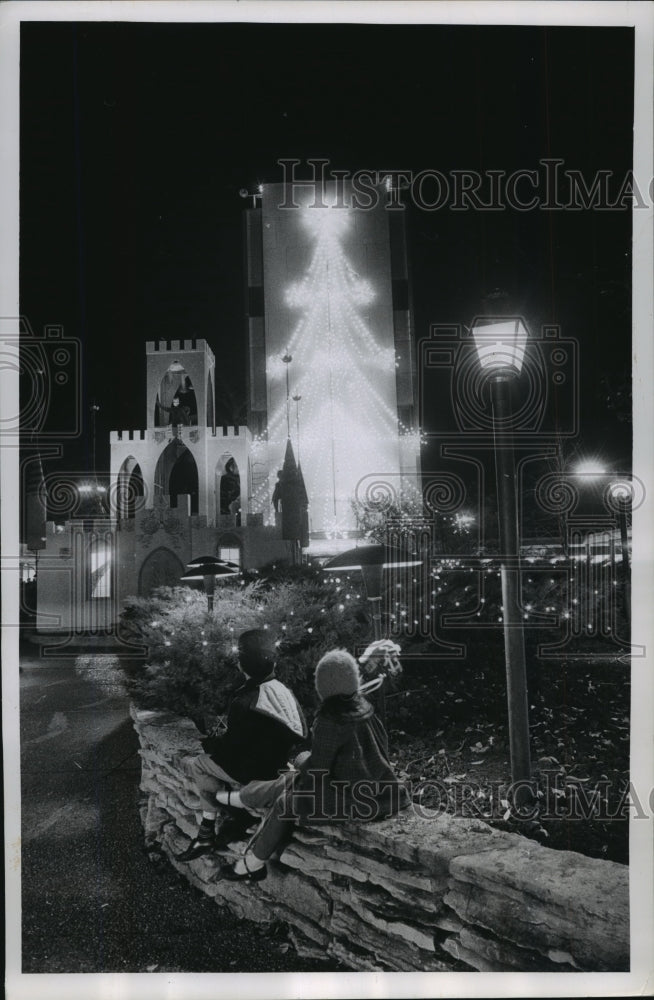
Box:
314, 649, 360, 701
238, 628, 276, 681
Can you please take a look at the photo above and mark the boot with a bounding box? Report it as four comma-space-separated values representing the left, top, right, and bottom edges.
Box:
174, 816, 215, 861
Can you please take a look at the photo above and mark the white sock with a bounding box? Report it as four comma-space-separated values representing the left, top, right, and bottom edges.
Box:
215, 790, 243, 809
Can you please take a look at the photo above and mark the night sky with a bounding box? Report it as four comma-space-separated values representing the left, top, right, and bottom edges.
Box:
20, 20, 634, 480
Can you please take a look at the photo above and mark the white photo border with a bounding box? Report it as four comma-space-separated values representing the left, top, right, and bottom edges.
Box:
2, 2, 652, 998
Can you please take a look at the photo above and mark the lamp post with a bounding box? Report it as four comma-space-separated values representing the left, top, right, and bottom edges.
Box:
608, 480, 631, 625
282, 352, 293, 438
572, 462, 631, 627
472, 317, 532, 807
292, 394, 302, 465
180, 556, 240, 614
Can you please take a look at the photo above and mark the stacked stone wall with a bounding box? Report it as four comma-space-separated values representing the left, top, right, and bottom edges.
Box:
133, 706, 629, 973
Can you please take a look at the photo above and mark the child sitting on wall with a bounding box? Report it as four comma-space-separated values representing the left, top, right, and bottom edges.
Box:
175, 628, 307, 861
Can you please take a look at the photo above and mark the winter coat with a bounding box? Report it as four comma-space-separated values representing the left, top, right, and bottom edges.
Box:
200, 676, 307, 785
292, 692, 409, 823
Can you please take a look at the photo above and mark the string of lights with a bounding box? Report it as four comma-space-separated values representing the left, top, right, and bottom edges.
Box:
265, 206, 416, 534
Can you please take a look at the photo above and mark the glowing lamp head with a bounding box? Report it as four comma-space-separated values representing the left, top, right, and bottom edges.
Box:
472, 317, 529, 375
574, 459, 607, 479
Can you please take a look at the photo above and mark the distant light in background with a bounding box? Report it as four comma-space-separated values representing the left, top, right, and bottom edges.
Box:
573, 459, 607, 478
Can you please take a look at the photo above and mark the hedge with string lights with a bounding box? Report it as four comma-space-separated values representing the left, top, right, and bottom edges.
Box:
118, 566, 375, 725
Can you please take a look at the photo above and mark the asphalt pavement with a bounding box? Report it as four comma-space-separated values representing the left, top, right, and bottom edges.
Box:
19, 643, 337, 974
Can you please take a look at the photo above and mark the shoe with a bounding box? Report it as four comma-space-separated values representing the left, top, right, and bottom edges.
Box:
175, 838, 215, 862
219, 858, 267, 882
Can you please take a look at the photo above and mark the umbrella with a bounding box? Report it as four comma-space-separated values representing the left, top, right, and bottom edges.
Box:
323, 543, 421, 640
180, 556, 241, 613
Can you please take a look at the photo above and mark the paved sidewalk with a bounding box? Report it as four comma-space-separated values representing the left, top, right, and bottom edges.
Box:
19, 648, 337, 973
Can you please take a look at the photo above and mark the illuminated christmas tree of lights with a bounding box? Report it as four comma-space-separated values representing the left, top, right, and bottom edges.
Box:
267, 207, 404, 536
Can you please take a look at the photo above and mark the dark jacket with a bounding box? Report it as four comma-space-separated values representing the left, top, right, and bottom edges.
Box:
160, 402, 191, 427
294, 693, 409, 822
201, 676, 307, 785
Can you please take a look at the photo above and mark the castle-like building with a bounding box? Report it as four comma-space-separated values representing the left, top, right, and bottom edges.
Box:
32, 184, 421, 634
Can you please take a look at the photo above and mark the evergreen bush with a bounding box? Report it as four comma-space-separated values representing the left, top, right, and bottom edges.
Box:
118, 566, 373, 723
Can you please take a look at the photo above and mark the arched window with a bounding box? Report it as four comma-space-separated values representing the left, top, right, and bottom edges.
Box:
214, 454, 241, 521
116, 457, 145, 520
155, 439, 199, 514
155, 364, 198, 427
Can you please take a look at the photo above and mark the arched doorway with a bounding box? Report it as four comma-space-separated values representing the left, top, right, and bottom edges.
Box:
214, 454, 241, 520
116, 456, 145, 520
155, 439, 199, 514
154, 363, 198, 427
138, 547, 186, 596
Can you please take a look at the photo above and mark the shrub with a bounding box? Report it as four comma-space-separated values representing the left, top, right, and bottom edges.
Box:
118, 567, 373, 722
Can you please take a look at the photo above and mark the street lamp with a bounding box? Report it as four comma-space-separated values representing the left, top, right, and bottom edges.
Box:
77, 481, 108, 517
180, 556, 240, 614
573, 459, 606, 478
570, 459, 607, 561
608, 480, 631, 624
472, 316, 532, 807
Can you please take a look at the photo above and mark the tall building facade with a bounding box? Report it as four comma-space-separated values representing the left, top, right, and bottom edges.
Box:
245, 182, 421, 539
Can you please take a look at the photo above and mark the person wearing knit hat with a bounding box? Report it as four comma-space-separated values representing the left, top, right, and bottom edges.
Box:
314, 649, 360, 700
219, 645, 409, 883
176, 628, 307, 863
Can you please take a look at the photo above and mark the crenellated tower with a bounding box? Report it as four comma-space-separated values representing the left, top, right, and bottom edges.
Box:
110, 339, 251, 528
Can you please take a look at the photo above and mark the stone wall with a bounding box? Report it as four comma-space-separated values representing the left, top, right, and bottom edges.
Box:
133, 706, 629, 973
